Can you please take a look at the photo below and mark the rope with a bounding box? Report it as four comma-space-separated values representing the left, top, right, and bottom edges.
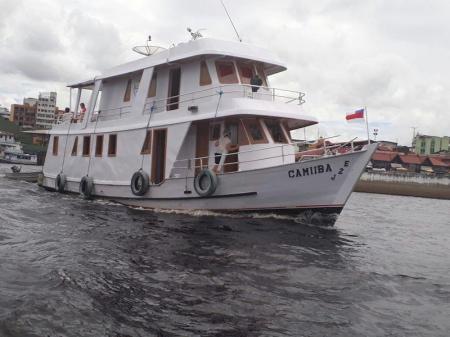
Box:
139, 102, 156, 170
59, 113, 74, 174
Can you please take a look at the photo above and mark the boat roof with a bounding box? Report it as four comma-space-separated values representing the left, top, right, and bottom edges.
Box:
68, 38, 287, 88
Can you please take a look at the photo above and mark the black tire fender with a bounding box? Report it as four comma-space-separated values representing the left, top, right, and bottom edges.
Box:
80, 175, 94, 199
130, 170, 150, 196
55, 173, 66, 193
194, 169, 218, 197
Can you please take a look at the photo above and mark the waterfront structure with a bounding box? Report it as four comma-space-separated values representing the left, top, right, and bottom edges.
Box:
368, 150, 450, 175
10, 101, 37, 128
413, 134, 450, 155
36, 92, 57, 129
40, 37, 376, 225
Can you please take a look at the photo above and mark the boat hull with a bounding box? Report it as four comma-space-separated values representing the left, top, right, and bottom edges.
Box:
42, 144, 376, 226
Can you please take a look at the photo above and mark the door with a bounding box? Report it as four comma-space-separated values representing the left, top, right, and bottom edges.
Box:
167, 68, 181, 111
151, 129, 167, 184
195, 121, 209, 174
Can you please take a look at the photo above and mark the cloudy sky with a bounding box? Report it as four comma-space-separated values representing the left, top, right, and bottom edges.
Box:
1, 0, 449, 144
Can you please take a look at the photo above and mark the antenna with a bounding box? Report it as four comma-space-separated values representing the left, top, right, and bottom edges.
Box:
219, 0, 242, 42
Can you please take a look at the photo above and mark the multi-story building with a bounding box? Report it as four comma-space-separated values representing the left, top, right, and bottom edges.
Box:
413, 134, 450, 155
0, 105, 10, 119
10, 101, 37, 128
35, 92, 57, 129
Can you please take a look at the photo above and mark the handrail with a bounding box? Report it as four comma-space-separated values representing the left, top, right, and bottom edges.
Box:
173, 135, 341, 169
144, 84, 305, 114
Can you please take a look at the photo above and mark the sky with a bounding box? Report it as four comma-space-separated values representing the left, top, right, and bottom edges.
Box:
0, 0, 449, 145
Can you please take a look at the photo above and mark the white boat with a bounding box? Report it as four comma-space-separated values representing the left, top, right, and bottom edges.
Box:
0, 132, 38, 165
41, 36, 376, 225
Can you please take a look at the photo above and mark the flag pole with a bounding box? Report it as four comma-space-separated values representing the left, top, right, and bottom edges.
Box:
364, 106, 370, 144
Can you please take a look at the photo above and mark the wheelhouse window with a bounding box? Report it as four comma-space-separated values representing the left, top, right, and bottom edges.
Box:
200, 60, 212, 86
141, 130, 152, 154
209, 123, 221, 141
95, 135, 104, 157
147, 72, 157, 98
123, 79, 132, 102
237, 62, 255, 85
255, 63, 268, 87
52, 136, 59, 156
108, 134, 117, 156
243, 118, 268, 144
82, 136, 91, 156
71, 137, 78, 156
215, 61, 238, 84
265, 119, 288, 143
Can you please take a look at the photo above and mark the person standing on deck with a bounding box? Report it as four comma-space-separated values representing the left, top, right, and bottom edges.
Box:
213, 130, 232, 173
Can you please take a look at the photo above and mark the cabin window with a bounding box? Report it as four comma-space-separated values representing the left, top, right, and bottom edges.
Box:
108, 134, 117, 156
95, 135, 104, 157
265, 119, 288, 143
200, 60, 212, 86
243, 118, 268, 144
255, 63, 268, 86
215, 61, 238, 84
237, 62, 255, 85
123, 79, 132, 102
52, 136, 59, 156
141, 130, 152, 154
209, 124, 221, 141
147, 72, 157, 98
82, 136, 91, 156
71, 137, 78, 156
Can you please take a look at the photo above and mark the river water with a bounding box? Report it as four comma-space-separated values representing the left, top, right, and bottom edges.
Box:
0, 165, 449, 337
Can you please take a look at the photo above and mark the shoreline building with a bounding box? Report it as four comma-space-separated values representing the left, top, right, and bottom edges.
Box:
10, 98, 37, 128
413, 134, 450, 155
36, 92, 57, 129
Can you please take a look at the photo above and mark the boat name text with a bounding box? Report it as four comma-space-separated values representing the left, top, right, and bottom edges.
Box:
288, 164, 333, 178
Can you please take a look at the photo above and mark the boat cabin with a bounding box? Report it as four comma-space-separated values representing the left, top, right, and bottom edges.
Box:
49, 38, 317, 185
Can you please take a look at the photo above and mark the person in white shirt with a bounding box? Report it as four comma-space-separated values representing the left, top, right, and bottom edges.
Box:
213, 130, 232, 173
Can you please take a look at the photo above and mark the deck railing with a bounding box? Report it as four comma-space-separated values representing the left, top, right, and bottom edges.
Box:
144, 84, 306, 115
171, 136, 360, 178
54, 84, 306, 125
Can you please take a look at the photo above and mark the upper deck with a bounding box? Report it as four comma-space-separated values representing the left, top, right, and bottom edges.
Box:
53, 38, 316, 134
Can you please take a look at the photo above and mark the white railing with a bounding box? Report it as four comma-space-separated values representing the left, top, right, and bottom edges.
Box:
144, 84, 306, 114
171, 136, 360, 179
54, 84, 305, 125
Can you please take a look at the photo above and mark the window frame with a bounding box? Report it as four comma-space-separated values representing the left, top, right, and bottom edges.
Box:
215, 60, 239, 84
264, 119, 288, 144
141, 130, 152, 154
147, 72, 157, 98
52, 136, 59, 156
123, 79, 132, 102
237, 61, 255, 85
71, 136, 78, 156
82, 136, 91, 157
108, 134, 117, 157
242, 118, 268, 144
199, 60, 212, 86
95, 134, 104, 157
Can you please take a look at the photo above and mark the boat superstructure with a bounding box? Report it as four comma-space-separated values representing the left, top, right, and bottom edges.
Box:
41, 37, 376, 225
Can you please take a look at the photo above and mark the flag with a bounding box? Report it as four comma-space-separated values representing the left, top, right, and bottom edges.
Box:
346, 108, 365, 121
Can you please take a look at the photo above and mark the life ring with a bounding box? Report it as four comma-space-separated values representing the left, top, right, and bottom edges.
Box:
55, 173, 66, 193
130, 170, 150, 196
194, 169, 218, 197
80, 175, 94, 199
